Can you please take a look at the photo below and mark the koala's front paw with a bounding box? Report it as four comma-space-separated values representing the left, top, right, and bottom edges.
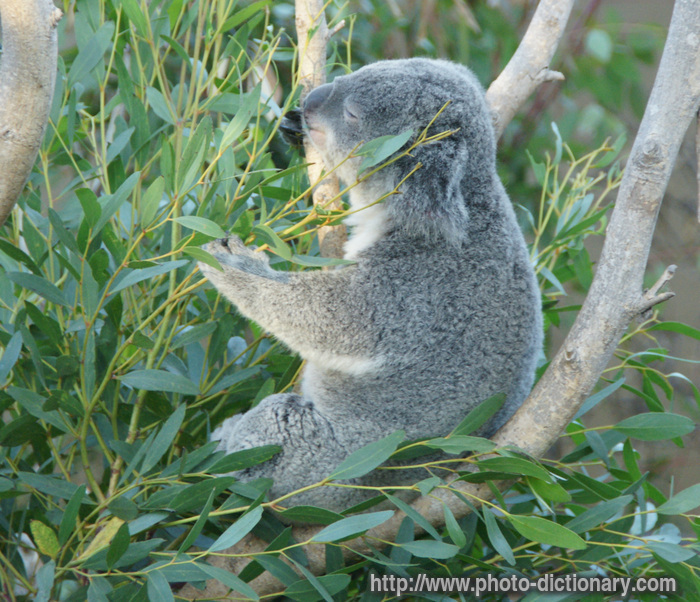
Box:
199, 236, 270, 277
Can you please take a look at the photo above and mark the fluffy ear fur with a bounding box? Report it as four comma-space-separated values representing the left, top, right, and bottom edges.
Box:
391, 130, 470, 244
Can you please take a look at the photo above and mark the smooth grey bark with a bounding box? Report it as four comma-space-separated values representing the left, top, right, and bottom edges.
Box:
0, 0, 62, 226
486, 0, 575, 139
181, 0, 700, 598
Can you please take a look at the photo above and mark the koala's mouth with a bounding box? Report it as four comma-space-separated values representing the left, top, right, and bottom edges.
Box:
306, 124, 326, 149
279, 108, 326, 150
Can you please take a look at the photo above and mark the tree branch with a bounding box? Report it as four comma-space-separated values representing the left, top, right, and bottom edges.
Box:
0, 0, 62, 227
294, 0, 347, 258
485, 0, 575, 139
182, 0, 700, 598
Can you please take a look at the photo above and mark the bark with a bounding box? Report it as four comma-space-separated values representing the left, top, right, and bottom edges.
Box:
485, 0, 575, 139
181, 0, 700, 598
0, 0, 62, 227
294, 0, 347, 258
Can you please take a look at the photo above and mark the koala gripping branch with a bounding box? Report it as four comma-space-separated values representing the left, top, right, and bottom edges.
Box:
0, 0, 62, 227
181, 1, 700, 600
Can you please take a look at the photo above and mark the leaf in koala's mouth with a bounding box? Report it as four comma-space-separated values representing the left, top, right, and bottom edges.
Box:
279, 110, 304, 148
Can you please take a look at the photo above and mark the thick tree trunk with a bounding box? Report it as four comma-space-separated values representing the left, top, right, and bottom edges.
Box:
0, 0, 62, 227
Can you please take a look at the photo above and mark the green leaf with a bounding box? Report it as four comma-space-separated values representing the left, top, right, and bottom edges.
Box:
30, 520, 60, 558
18, 472, 84, 500
425, 435, 496, 454
77, 188, 101, 228
482, 509, 515, 565
286, 558, 336, 602
141, 404, 187, 473
147, 86, 175, 124
67, 22, 115, 87
182, 246, 223, 270
178, 489, 217, 553
400, 539, 460, 559
385, 494, 440, 540
285, 574, 351, 602
443, 504, 467, 548
208, 445, 281, 473
174, 216, 227, 239
207, 366, 264, 396
59, 484, 87, 545
7, 272, 69, 307
169, 477, 236, 512
311, 510, 394, 542
328, 430, 404, 481
107, 496, 139, 521
87, 576, 112, 602
94, 172, 140, 235
146, 570, 175, 602
594, 132, 627, 168
35, 561, 56, 602
120, 369, 199, 396
120, 0, 149, 37
0, 239, 41, 274
574, 378, 626, 419
220, 85, 261, 149
178, 116, 212, 191
357, 129, 413, 173
197, 562, 260, 600
613, 413, 695, 441
106, 522, 130, 568
648, 541, 696, 563
648, 321, 700, 341
477, 457, 552, 482
253, 555, 299, 586
0, 331, 22, 384
539, 265, 566, 295
106, 127, 134, 163
289, 254, 354, 267
253, 225, 292, 260
508, 515, 586, 550
109, 259, 188, 295
141, 176, 165, 227
657, 483, 700, 515
527, 477, 571, 504
48, 208, 80, 254
450, 393, 506, 436
221, 0, 270, 31
585, 29, 613, 63
209, 506, 264, 552
171, 322, 217, 350
277, 506, 345, 525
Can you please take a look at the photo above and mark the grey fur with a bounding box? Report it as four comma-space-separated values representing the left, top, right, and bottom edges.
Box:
198, 58, 542, 511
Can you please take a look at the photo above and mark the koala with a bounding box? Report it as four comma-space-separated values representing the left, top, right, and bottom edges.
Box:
198, 58, 542, 511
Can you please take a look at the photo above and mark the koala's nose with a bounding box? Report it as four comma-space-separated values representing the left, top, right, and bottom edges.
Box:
303, 83, 332, 114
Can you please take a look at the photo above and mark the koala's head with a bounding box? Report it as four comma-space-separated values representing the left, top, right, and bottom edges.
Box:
286, 59, 498, 243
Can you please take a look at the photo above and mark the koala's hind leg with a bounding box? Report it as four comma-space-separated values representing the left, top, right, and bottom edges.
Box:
212, 393, 351, 507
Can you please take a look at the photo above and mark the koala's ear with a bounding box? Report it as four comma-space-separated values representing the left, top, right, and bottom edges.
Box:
389, 133, 469, 244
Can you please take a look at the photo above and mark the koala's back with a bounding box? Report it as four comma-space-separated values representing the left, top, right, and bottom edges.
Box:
303, 185, 541, 447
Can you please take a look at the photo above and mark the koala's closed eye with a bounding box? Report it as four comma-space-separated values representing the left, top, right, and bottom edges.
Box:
199, 58, 542, 511
343, 102, 359, 122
